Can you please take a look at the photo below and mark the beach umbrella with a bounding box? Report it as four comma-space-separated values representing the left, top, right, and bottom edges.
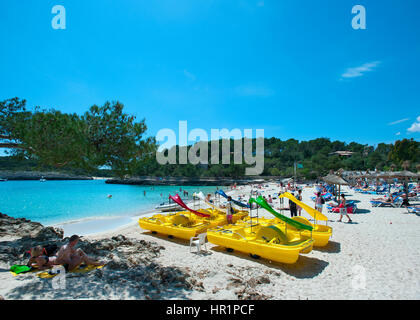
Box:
322, 174, 349, 186
322, 174, 349, 200
377, 171, 419, 180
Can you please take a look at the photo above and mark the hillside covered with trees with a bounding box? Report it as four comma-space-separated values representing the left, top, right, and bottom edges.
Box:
1, 97, 419, 179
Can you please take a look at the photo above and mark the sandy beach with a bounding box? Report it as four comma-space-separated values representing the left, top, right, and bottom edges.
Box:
1, 183, 419, 300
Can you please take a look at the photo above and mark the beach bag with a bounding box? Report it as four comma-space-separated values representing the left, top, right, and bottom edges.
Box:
332, 207, 353, 214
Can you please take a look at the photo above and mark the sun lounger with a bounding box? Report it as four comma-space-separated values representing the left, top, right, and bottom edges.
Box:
370, 196, 403, 208
407, 207, 418, 214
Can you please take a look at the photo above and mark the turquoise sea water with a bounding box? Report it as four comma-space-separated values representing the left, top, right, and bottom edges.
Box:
0, 180, 222, 229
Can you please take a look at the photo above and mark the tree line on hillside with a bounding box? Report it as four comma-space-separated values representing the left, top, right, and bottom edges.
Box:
138, 137, 419, 179
1, 97, 419, 179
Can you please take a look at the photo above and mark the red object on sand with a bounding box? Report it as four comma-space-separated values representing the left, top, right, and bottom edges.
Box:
169, 194, 211, 218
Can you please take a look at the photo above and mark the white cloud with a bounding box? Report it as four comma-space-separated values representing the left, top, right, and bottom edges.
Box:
388, 118, 410, 125
341, 61, 381, 79
407, 116, 420, 133
183, 69, 196, 81
395, 132, 401, 136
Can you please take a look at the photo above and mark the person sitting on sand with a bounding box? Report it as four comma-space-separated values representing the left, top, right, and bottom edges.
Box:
27, 246, 60, 270
56, 235, 103, 271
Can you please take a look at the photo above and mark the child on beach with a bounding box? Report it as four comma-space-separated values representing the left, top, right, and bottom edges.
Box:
226, 196, 233, 224
206, 193, 213, 203
315, 192, 324, 213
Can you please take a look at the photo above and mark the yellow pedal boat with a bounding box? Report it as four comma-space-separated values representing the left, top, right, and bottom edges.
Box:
207, 221, 314, 264
277, 192, 332, 247
138, 194, 247, 240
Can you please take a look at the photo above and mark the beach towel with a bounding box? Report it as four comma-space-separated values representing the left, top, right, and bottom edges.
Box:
37, 264, 105, 279
10, 265, 34, 276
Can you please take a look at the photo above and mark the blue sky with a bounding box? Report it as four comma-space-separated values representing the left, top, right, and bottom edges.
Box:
0, 0, 419, 151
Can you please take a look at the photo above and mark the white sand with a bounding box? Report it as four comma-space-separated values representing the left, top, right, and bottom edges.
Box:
1, 183, 419, 300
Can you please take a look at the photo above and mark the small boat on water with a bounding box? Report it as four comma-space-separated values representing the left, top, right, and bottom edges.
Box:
0, 178, 7, 182
155, 201, 182, 212
40, 176, 46, 182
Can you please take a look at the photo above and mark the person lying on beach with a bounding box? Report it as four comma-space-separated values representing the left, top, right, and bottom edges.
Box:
372, 194, 395, 202
27, 246, 60, 270
56, 235, 104, 271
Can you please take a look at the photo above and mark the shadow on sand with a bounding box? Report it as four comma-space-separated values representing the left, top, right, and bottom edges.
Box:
355, 209, 371, 214
211, 246, 328, 279
314, 241, 341, 253
140, 231, 191, 247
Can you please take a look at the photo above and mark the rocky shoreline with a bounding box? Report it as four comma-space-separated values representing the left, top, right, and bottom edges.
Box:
0, 171, 93, 181
105, 176, 275, 186
0, 213, 199, 299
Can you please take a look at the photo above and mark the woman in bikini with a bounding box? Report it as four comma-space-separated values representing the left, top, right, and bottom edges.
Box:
27, 246, 60, 270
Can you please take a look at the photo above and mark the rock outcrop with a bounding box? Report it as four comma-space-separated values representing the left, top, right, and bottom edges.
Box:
0, 213, 198, 299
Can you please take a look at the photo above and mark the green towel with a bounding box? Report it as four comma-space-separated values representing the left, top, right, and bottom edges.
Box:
10, 265, 33, 274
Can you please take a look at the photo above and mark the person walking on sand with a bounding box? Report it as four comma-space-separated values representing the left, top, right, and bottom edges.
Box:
337, 194, 352, 223
289, 192, 297, 217
296, 189, 303, 216
56, 235, 104, 271
226, 196, 234, 224
315, 192, 324, 213
279, 183, 285, 207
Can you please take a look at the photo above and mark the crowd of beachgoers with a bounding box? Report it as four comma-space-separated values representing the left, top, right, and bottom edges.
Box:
0, 179, 419, 300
